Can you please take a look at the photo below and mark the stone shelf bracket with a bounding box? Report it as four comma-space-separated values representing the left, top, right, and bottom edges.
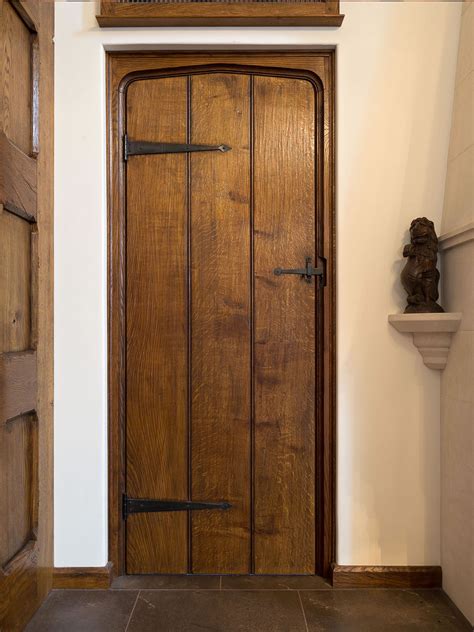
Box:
388, 313, 462, 370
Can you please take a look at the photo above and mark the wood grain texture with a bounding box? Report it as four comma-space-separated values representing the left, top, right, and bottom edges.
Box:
34, 0, 54, 602
0, 133, 37, 220
0, 1, 54, 629
0, 414, 37, 568
0, 210, 32, 353
97, 1, 344, 27
0, 1, 32, 154
126, 77, 188, 574
0, 351, 36, 423
190, 73, 251, 574
253, 76, 316, 574
10, 0, 40, 32
107, 52, 336, 579
53, 564, 113, 590
331, 565, 443, 589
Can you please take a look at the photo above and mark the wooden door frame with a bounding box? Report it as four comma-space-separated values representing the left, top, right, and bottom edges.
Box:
107, 50, 336, 579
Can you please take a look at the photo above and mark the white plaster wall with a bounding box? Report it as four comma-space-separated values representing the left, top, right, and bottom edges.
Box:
440, 1, 474, 623
54, 1, 461, 567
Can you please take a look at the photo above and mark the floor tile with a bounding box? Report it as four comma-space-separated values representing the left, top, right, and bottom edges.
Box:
300, 589, 470, 631
413, 590, 473, 630
127, 589, 307, 632
112, 574, 220, 590
25, 590, 138, 632
221, 574, 331, 590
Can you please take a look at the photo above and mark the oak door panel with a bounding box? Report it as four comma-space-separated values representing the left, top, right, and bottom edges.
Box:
190, 74, 251, 574
0, 1, 53, 628
0, 212, 32, 352
126, 77, 189, 574
110, 52, 335, 580
253, 76, 316, 574
0, 414, 38, 569
123, 66, 321, 576
1, 1, 32, 155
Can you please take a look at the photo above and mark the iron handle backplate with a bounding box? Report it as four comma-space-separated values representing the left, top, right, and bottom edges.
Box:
274, 257, 325, 285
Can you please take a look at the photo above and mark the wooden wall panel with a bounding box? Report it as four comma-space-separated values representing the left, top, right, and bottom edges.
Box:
0, 351, 36, 422
0, 1, 53, 629
126, 77, 189, 574
0, 414, 37, 569
0, 211, 32, 353
190, 74, 251, 574
0, 134, 37, 220
253, 76, 316, 574
1, 2, 32, 155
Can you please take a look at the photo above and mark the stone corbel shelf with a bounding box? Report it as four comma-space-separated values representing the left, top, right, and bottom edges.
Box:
388, 313, 462, 370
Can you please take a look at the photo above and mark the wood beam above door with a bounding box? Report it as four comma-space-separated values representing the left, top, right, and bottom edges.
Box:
97, 1, 344, 28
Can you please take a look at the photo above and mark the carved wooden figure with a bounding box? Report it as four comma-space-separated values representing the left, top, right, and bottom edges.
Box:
401, 217, 444, 313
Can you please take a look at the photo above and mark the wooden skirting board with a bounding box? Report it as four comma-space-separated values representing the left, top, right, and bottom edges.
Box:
331, 565, 442, 589
52, 564, 441, 590
53, 563, 113, 589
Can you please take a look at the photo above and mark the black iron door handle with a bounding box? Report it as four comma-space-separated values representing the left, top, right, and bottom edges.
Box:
274, 257, 325, 284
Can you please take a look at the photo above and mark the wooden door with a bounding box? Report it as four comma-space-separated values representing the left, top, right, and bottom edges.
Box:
109, 52, 335, 578
0, 1, 54, 629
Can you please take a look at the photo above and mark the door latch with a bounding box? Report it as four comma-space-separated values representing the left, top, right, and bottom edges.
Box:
274, 257, 326, 285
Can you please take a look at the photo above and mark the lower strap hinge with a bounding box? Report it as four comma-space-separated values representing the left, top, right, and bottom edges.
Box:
123, 495, 232, 519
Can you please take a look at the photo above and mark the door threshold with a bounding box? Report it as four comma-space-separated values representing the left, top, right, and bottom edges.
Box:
111, 574, 331, 591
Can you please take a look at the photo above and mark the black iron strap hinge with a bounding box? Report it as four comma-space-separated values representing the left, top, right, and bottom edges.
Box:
274, 256, 327, 286
123, 134, 231, 161
123, 495, 232, 519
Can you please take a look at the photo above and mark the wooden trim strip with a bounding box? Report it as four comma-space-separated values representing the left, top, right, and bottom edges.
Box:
331, 565, 442, 589
53, 563, 114, 589
0, 351, 37, 424
97, 1, 344, 27
98, 15, 344, 27
0, 132, 37, 222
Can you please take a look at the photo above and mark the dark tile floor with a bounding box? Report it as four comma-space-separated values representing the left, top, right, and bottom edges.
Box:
25, 576, 472, 632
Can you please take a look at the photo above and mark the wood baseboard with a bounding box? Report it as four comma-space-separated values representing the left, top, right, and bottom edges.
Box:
53, 562, 113, 589
331, 565, 442, 589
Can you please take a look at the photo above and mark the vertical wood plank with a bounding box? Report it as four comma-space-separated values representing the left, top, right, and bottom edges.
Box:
35, 0, 54, 596
126, 77, 188, 574
253, 75, 316, 574
190, 73, 251, 574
